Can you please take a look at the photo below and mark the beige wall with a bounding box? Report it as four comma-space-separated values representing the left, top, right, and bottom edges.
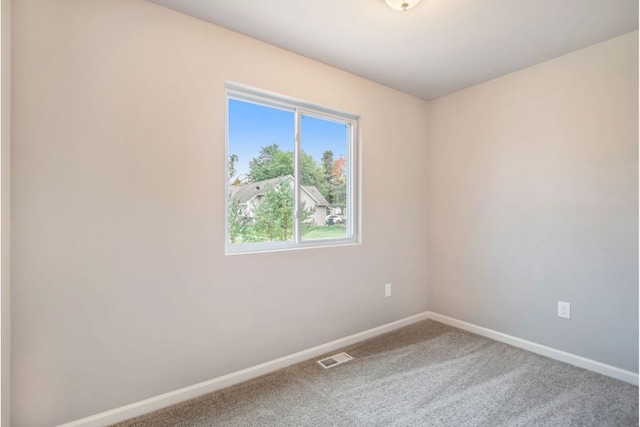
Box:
10, 0, 429, 425
1, 0, 10, 425
427, 32, 638, 372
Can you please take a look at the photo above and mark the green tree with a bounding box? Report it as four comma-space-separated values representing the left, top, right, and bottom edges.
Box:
227, 196, 249, 243
228, 178, 315, 243
300, 152, 324, 189
321, 151, 334, 180
321, 150, 334, 203
228, 154, 239, 179
246, 144, 293, 183
252, 179, 295, 241
246, 144, 325, 189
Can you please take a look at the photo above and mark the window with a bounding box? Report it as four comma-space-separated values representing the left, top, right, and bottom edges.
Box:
225, 83, 359, 254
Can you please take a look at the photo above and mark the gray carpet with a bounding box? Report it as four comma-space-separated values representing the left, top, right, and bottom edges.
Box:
113, 320, 638, 426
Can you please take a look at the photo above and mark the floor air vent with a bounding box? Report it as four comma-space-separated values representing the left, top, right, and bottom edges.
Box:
317, 352, 353, 369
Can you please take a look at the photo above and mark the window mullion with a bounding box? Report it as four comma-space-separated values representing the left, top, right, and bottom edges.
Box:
294, 109, 301, 243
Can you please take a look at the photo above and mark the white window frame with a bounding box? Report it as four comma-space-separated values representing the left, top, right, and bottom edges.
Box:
225, 82, 360, 255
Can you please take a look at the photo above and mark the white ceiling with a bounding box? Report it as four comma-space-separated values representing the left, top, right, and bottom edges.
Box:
148, 0, 638, 100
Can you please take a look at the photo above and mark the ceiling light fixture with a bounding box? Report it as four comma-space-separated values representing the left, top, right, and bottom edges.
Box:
385, 0, 422, 11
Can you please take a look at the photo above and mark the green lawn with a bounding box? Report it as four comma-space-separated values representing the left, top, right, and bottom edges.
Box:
301, 224, 347, 239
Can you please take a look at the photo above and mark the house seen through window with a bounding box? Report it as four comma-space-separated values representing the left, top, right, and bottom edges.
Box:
226, 83, 359, 253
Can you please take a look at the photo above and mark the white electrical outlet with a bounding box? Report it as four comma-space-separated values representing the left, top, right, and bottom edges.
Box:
558, 301, 571, 319
385, 283, 392, 298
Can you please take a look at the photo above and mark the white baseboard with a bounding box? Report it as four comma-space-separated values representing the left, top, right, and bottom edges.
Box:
427, 312, 639, 386
58, 312, 430, 427
59, 310, 638, 426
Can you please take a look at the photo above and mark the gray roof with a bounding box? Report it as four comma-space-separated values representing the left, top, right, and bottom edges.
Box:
229, 175, 329, 207
302, 185, 329, 206
229, 176, 290, 205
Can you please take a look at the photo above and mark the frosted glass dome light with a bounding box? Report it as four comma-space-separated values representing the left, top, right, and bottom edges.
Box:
384, 0, 422, 11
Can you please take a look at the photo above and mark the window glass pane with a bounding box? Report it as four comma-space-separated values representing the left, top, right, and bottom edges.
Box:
300, 114, 349, 240
227, 98, 295, 244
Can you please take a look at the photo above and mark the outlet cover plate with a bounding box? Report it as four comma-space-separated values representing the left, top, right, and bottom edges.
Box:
558, 301, 571, 319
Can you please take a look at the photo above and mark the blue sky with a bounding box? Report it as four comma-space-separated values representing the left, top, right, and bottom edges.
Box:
228, 98, 348, 179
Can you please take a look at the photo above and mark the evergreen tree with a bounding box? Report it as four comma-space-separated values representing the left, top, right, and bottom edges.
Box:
321, 150, 334, 203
